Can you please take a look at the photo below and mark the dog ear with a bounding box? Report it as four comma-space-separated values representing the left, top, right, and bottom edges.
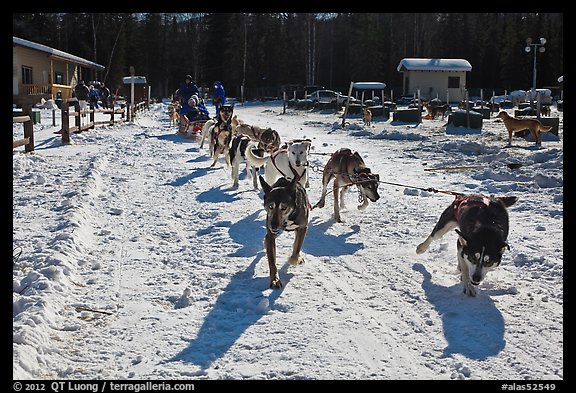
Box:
455, 229, 468, 246
497, 196, 518, 208
259, 176, 272, 194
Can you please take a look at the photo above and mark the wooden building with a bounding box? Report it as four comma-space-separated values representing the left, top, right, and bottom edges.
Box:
13, 36, 105, 106
397, 58, 472, 103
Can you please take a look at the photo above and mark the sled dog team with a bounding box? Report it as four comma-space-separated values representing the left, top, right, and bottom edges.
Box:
177, 103, 533, 296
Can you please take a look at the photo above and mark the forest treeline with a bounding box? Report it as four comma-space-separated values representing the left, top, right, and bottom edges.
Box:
13, 13, 563, 99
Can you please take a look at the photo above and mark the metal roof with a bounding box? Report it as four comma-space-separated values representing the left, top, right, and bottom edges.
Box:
352, 82, 386, 90
13, 36, 105, 70
397, 58, 472, 72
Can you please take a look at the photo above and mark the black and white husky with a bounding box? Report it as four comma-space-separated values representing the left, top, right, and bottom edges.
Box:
416, 194, 518, 296
227, 134, 260, 189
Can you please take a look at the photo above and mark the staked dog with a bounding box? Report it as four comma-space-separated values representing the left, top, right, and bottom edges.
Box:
245, 139, 311, 189
314, 148, 380, 223
227, 134, 261, 189
425, 101, 451, 120
362, 107, 372, 126
416, 194, 518, 296
259, 175, 309, 289
496, 111, 552, 145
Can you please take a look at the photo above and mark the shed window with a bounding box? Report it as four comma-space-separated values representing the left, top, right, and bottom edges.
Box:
448, 76, 460, 89
22, 66, 33, 84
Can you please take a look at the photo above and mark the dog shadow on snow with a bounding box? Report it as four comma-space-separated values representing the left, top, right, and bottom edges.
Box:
165, 208, 364, 370
165, 251, 291, 370
412, 263, 506, 360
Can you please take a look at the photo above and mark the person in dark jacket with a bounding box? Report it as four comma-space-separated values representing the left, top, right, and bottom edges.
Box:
183, 95, 210, 133
178, 75, 200, 118
74, 80, 90, 116
211, 81, 226, 117
100, 83, 111, 109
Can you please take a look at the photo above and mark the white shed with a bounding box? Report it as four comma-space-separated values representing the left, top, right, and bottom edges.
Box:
397, 58, 472, 103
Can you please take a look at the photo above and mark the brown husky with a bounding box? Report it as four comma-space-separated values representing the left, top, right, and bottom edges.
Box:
496, 111, 552, 145
314, 148, 380, 223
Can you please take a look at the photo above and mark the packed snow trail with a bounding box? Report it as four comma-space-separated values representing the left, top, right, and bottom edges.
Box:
13, 102, 562, 380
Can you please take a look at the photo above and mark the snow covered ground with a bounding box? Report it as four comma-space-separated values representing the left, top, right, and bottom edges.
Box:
13, 100, 563, 381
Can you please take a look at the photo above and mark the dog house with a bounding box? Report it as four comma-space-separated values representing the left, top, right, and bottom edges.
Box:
341, 81, 387, 127
397, 58, 472, 103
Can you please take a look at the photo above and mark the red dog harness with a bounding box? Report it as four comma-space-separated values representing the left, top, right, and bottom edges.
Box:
453, 195, 491, 220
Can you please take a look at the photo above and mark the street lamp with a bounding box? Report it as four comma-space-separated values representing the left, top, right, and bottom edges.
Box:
525, 37, 546, 107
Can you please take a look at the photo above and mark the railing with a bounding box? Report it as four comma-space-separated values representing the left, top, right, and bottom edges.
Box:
18, 84, 73, 101
60, 100, 125, 144
13, 104, 34, 152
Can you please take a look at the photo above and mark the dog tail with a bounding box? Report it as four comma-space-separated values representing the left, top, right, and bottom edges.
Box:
539, 124, 553, 132
245, 144, 269, 168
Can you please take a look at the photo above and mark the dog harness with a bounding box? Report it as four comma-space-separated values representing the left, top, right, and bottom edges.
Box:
452, 195, 491, 220
270, 149, 304, 182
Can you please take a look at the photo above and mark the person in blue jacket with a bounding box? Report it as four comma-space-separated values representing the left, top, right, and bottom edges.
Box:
178, 75, 200, 118
185, 95, 210, 122
88, 85, 100, 109
211, 81, 226, 117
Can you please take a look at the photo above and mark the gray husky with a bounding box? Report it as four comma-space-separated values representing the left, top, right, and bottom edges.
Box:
416, 194, 518, 296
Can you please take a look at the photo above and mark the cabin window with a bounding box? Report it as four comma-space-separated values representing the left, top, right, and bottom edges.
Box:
54, 72, 64, 85
22, 66, 33, 84
448, 76, 460, 89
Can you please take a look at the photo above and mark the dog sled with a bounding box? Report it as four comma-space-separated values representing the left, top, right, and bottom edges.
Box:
178, 118, 208, 138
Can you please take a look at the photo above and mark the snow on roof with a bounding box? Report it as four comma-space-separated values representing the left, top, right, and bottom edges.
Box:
123, 76, 147, 84
13, 36, 105, 70
352, 82, 386, 90
397, 58, 472, 72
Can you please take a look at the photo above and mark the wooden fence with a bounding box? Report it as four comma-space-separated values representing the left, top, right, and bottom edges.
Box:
126, 100, 148, 122
13, 103, 34, 152
60, 100, 126, 144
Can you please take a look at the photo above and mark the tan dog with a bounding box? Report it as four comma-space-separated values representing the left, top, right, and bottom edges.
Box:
168, 102, 180, 127
362, 107, 372, 126
496, 111, 552, 145
231, 117, 281, 154
425, 102, 451, 119
314, 148, 380, 223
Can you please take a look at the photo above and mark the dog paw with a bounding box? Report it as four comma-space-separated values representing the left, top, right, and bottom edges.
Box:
270, 277, 283, 289
289, 256, 305, 266
416, 241, 429, 254
462, 282, 477, 297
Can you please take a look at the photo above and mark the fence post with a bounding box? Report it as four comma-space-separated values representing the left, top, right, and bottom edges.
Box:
110, 109, 114, 125
22, 103, 34, 153
75, 102, 81, 131
62, 101, 71, 144
89, 102, 95, 129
